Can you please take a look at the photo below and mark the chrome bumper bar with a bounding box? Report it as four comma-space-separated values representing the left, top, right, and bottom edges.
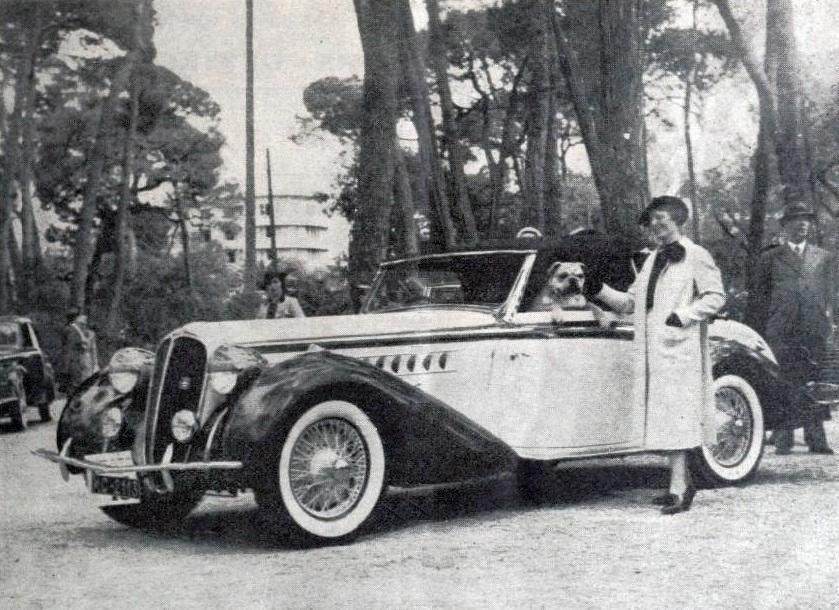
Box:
33, 439, 243, 491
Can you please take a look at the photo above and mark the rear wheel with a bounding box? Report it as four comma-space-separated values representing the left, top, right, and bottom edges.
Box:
690, 374, 765, 486
10, 397, 27, 431
258, 400, 386, 544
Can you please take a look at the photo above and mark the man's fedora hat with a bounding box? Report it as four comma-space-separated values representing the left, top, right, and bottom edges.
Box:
780, 201, 816, 223
638, 196, 690, 227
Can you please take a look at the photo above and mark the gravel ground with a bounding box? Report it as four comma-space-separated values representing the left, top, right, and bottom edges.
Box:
1, 402, 837, 609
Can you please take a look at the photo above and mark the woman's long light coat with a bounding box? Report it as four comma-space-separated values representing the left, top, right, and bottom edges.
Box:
598, 236, 725, 450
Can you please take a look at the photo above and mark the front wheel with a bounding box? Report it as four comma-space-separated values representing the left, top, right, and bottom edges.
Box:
690, 374, 765, 487
259, 400, 386, 544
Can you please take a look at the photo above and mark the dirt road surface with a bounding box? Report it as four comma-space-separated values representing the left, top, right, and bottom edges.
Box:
2, 403, 838, 608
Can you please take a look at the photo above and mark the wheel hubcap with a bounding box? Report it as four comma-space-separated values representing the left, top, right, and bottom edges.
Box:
712, 387, 753, 466
288, 418, 369, 519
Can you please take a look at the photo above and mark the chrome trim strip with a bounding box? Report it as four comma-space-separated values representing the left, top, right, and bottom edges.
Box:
502, 252, 537, 323
382, 249, 536, 266
143, 339, 173, 466
32, 448, 243, 474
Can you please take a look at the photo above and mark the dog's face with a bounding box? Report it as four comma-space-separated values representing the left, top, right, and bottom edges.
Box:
546, 262, 586, 298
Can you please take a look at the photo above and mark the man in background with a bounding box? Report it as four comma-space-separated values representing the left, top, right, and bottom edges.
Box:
755, 202, 834, 455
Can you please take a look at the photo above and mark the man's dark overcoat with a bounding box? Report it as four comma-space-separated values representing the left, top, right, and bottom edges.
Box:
754, 243, 835, 422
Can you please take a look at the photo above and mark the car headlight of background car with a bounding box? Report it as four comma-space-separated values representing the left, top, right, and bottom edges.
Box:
207, 344, 267, 396
107, 347, 154, 394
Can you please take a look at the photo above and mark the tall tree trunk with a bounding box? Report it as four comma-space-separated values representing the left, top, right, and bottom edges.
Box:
18, 4, 45, 304
426, 0, 478, 245
393, 146, 419, 256
684, 0, 700, 242
349, 0, 400, 306
684, 74, 699, 240
395, 0, 456, 250
549, 0, 648, 238
105, 73, 140, 335
488, 58, 528, 234
106, 0, 152, 334
70, 56, 134, 312
544, 88, 561, 237
243, 0, 257, 291
0, 42, 35, 312
767, 0, 810, 205
522, 0, 551, 234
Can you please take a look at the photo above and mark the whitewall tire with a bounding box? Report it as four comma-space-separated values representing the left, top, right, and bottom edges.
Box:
692, 374, 765, 486
273, 400, 386, 542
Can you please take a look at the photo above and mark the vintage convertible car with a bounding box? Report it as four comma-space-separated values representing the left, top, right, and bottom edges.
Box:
0, 316, 56, 431
37, 236, 800, 543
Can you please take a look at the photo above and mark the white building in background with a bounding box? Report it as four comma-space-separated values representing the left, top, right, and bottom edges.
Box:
203, 194, 348, 270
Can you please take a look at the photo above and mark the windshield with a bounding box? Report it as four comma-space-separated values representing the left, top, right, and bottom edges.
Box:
0, 322, 20, 350
365, 252, 529, 313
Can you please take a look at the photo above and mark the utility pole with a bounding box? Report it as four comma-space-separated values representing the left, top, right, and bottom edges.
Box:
265, 148, 278, 266
244, 0, 257, 290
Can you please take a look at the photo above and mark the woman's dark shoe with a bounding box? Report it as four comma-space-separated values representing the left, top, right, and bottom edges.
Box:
652, 493, 677, 506
660, 485, 696, 515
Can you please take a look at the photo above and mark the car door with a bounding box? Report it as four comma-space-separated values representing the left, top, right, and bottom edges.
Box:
491, 310, 643, 459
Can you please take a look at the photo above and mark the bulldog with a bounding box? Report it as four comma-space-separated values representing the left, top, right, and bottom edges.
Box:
536, 261, 616, 328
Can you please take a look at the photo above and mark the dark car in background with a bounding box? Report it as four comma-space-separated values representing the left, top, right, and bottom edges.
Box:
0, 316, 56, 431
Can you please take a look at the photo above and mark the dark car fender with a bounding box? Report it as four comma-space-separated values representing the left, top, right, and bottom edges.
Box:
710, 337, 788, 429
222, 351, 517, 488
56, 368, 151, 467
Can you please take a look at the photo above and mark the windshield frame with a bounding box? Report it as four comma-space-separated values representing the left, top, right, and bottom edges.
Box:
361, 250, 537, 317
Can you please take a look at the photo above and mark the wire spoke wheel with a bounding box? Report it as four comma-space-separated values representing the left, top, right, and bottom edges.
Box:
288, 418, 369, 520
273, 400, 386, 542
693, 373, 764, 487
711, 386, 753, 466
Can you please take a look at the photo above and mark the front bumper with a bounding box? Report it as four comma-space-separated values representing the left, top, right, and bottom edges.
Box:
33, 439, 243, 492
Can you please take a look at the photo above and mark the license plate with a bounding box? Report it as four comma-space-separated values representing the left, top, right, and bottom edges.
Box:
85, 451, 140, 500
90, 474, 141, 499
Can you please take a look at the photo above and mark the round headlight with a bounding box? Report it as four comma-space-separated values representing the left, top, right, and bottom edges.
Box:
209, 371, 239, 395
171, 410, 198, 443
108, 371, 139, 394
100, 407, 123, 440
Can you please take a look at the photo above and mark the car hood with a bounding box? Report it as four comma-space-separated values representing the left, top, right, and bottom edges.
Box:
178, 309, 500, 347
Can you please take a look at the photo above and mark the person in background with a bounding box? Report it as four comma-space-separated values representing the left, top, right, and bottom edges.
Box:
257, 270, 305, 319
755, 202, 834, 455
61, 308, 100, 396
586, 196, 726, 515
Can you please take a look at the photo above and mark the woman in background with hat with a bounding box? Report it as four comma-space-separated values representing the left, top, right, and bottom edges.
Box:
256, 270, 306, 319
586, 196, 726, 514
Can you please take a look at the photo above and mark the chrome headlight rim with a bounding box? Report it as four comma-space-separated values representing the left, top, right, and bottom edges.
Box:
207, 344, 267, 395
108, 370, 139, 394
209, 371, 239, 395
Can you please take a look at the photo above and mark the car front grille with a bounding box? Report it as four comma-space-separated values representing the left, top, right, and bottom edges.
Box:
145, 337, 207, 463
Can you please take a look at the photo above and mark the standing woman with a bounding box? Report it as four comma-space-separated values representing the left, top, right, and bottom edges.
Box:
256, 270, 306, 319
587, 196, 726, 514
61, 308, 100, 396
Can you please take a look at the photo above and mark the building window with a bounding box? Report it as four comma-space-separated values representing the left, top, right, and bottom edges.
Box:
259, 203, 270, 216
200, 228, 212, 243
226, 250, 237, 263
224, 228, 236, 241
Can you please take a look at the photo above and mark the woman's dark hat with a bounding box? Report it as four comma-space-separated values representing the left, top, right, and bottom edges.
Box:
638, 196, 690, 227
260, 269, 286, 290
780, 201, 816, 224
